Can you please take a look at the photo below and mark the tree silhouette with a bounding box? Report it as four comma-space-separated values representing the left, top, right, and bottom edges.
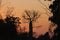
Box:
0, 6, 21, 40
5, 15, 20, 40
5, 7, 20, 40
23, 10, 40, 40
49, 0, 60, 40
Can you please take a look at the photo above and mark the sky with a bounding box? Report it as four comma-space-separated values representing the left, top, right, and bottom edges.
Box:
0, 0, 55, 37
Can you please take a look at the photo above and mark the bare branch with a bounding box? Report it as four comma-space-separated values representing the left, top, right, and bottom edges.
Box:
38, 0, 52, 17
22, 14, 30, 20
32, 10, 37, 18
23, 10, 40, 22
6, 6, 14, 17
25, 10, 31, 18
32, 11, 40, 21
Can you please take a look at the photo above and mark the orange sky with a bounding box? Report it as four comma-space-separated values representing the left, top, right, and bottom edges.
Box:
0, 0, 55, 37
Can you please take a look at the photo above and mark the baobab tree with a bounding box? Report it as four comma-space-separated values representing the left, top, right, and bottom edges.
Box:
23, 10, 40, 40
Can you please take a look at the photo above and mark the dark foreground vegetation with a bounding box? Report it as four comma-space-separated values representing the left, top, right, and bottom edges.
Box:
0, 0, 60, 40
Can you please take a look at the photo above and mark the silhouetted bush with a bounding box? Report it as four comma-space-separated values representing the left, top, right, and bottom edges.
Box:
0, 15, 20, 40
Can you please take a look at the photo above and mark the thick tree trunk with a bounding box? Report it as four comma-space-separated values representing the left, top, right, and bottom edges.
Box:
29, 20, 33, 40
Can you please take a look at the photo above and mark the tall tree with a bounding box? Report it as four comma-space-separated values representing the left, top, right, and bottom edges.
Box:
23, 10, 40, 40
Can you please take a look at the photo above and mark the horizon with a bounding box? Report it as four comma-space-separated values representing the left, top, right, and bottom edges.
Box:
0, 0, 55, 37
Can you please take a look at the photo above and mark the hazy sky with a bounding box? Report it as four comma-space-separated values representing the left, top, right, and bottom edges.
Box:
1, 0, 54, 16
1, 0, 55, 37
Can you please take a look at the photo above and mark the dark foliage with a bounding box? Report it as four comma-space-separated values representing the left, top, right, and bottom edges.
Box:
37, 32, 50, 40
0, 15, 20, 40
49, 0, 60, 40
1, 0, 60, 40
